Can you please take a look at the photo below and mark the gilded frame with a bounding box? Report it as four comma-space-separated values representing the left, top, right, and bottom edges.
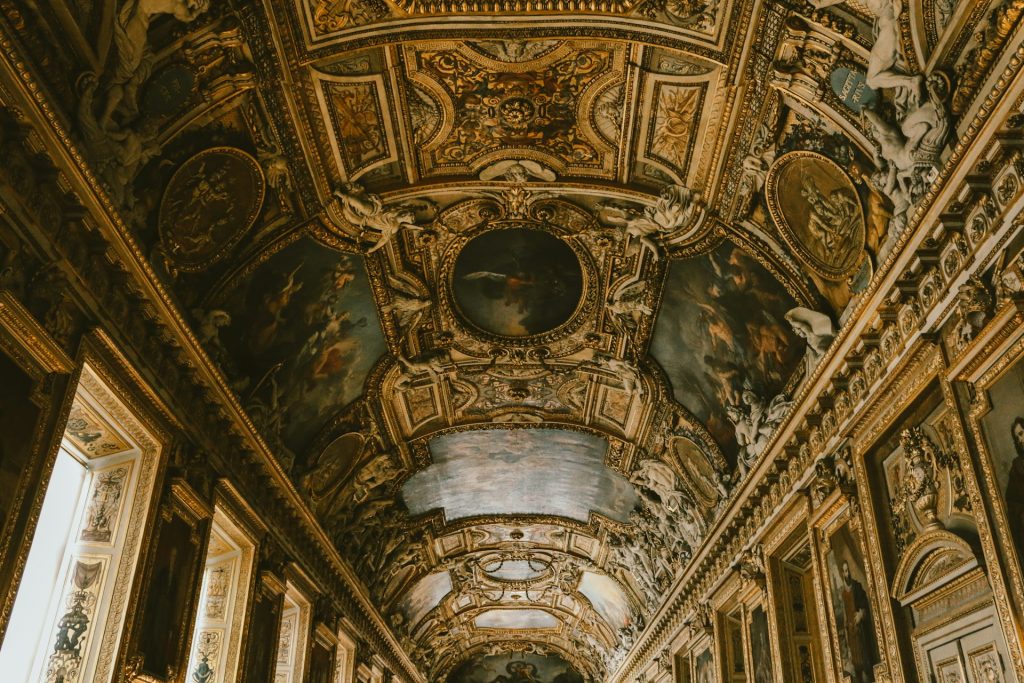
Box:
809, 493, 889, 683
961, 302, 1024, 677
0, 290, 74, 643
762, 495, 827, 683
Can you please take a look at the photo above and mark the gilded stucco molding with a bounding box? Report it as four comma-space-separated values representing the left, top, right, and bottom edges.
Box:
0, 23, 424, 683
614, 33, 1024, 683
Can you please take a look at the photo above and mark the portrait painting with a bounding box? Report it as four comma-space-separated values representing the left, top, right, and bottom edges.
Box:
749, 605, 773, 683
726, 612, 744, 675
979, 355, 1024, 557
824, 521, 880, 683
402, 428, 637, 524
451, 228, 584, 338
136, 511, 205, 680
694, 646, 714, 683
208, 235, 386, 459
650, 240, 802, 458
447, 652, 584, 683
158, 147, 266, 271
765, 151, 866, 281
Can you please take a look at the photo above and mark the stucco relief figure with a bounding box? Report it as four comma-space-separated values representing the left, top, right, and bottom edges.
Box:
382, 292, 432, 334
102, 0, 212, 129
333, 183, 425, 253
395, 352, 449, 391
598, 185, 703, 261
607, 280, 653, 332
479, 159, 557, 183
727, 383, 793, 476
862, 73, 950, 204
589, 354, 645, 399
785, 307, 835, 373
76, 73, 162, 209
808, 0, 922, 100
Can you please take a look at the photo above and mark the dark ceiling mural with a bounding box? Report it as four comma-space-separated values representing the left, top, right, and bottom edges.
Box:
451, 228, 584, 338
202, 235, 386, 463
447, 652, 585, 683
650, 240, 804, 465
16, 0, 981, 674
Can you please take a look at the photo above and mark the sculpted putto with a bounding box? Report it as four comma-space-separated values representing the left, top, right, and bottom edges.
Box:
333, 183, 426, 253
599, 185, 703, 261
785, 307, 835, 373
726, 382, 793, 476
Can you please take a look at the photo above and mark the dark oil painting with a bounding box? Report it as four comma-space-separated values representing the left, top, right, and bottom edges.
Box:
650, 240, 802, 457
452, 227, 583, 337
750, 605, 773, 683
447, 652, 584, 683
826, 521, 880, 683
207, 235, 386, 460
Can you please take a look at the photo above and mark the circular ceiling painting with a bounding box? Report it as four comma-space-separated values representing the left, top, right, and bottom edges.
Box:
452, 228, 583, 337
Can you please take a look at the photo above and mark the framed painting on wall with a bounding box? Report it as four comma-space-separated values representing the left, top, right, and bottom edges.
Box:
693, 644, 714, 683
970, 332, 1024, 607
813, 501, 884, 683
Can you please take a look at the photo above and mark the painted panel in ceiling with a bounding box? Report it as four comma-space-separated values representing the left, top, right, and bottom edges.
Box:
401, 429, 638, 523
405, 41, 624, 179
578, 571, 632, 629
473, 609, 560, 629
447, 652, 584, 683
650, 241, 803, 457
209, 236, 386, 458
399, 571, 453, 628
481, 559, 546, 582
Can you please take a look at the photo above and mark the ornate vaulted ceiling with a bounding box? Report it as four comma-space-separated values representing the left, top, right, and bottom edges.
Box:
9, 0, 1002, 677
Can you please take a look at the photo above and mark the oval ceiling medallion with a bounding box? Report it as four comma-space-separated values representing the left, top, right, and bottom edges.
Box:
451, 227, 584, 338
764, 150, 866, 281
158, 146, 266, 272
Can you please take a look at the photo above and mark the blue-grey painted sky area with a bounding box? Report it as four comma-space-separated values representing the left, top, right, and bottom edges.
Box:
401, 428, 639, 523
474, 608, 560, 629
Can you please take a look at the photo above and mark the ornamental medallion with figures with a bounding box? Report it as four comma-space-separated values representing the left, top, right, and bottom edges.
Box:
158, 147, 266, 272
765, 151, 866, 281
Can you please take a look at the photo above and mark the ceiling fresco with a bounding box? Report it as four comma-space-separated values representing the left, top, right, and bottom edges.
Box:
21, 0, 994, 675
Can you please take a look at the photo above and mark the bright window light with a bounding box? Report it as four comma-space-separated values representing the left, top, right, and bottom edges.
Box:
0, 448, 87, 682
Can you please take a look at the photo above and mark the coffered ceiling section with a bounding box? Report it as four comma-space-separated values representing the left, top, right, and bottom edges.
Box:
297, 37, 726, 191
16, 0, 1005, 677
294, 0, 733, 51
